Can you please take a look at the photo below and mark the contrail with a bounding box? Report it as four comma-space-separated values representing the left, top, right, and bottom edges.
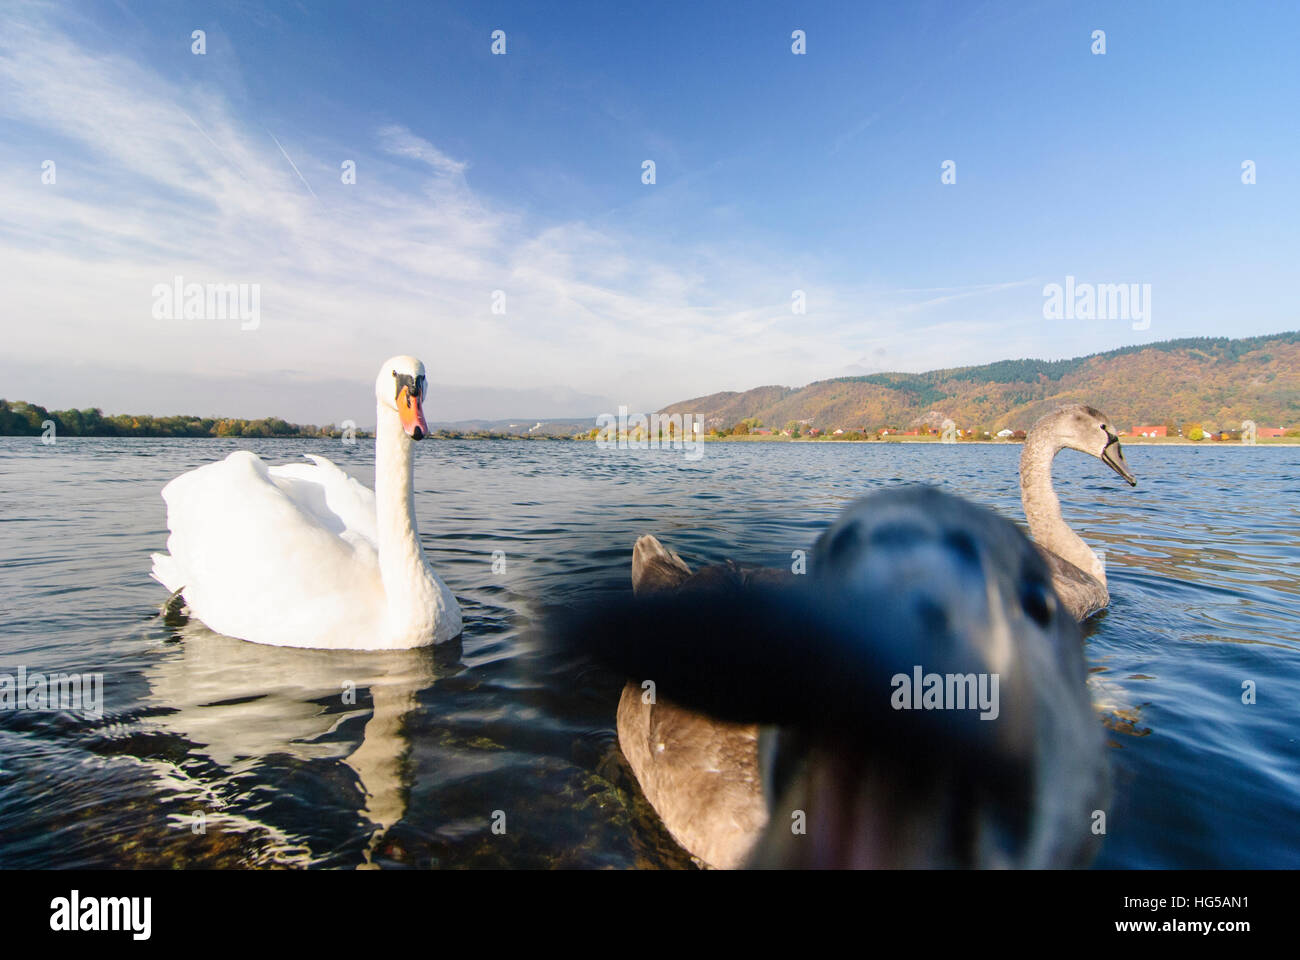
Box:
267, 130, 318, 200
181, 110, 248, 180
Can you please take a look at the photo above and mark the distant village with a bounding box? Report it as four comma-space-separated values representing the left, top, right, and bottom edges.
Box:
674, 416, 1296, 442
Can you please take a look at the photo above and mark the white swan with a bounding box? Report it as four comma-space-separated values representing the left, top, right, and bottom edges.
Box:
1019, 404, 1136, 621
150, 356, 462, 650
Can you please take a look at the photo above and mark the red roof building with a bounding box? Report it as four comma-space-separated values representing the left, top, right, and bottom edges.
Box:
1131, 425, 1167, 437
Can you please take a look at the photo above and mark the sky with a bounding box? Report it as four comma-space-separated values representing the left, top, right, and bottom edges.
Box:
2, 0, 1298, 426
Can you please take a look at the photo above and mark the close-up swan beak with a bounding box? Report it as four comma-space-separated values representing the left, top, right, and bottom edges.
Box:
1102, 439, 1136, 486
398, 385, 429, 440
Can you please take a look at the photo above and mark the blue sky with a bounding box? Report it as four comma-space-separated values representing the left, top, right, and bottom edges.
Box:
2, 0, 1297, 423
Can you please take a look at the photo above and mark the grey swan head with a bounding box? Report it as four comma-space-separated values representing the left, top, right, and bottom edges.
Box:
1019, 404, 1136, 620
556, 486, 1108, 868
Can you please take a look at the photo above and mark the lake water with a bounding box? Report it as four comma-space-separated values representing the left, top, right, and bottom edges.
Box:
1, 436, 1298, 868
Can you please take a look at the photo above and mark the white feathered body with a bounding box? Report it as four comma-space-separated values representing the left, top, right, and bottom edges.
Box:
150, 451, 461, 650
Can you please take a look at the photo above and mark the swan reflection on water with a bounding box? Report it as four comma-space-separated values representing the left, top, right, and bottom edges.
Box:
143, 619, 459, 867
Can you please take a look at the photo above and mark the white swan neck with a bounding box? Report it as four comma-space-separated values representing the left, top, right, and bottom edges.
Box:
1020, 430, 1106, 584
374, 403, 436, 631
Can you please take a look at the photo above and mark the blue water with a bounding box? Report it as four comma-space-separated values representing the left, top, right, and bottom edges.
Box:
1, 436, 1297, 867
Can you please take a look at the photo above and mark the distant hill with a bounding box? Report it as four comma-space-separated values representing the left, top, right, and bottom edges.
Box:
659, 333, 1300, 434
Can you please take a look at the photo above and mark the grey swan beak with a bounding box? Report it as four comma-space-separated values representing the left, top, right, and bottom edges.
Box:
1101, 437, 1137, 487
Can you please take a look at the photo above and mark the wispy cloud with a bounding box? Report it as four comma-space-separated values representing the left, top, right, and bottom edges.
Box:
0, 2, 1032, 417
377, 124, 469, 178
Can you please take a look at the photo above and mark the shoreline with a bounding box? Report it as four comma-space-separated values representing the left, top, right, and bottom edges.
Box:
684, 437, 1300, 446
4, 433, 1296, 446
572, 435, 1300, 447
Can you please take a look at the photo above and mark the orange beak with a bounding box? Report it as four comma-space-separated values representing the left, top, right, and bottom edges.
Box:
397, 385, 428, 440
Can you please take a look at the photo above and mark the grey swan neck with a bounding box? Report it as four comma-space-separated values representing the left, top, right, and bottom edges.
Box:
1019, 431, 1106, 585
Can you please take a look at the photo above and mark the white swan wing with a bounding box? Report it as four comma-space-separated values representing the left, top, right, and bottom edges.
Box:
267, 454, 378, 549
150, 451, 384, 647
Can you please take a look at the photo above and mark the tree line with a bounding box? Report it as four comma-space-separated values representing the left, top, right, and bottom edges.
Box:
0, 399, 363, 439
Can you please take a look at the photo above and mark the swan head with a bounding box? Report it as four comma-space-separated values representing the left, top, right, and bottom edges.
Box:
1037, 403, 1136, 486
554, 487, 1105, 867
376, 356, 429, 440
745, 487, 1101, 867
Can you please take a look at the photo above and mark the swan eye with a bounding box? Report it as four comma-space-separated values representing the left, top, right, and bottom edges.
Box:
1019, 577, 1055, 629
392, 372, 425, 402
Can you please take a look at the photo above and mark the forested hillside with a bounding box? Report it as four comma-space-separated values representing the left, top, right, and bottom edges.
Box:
660, 333, 1300, 435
